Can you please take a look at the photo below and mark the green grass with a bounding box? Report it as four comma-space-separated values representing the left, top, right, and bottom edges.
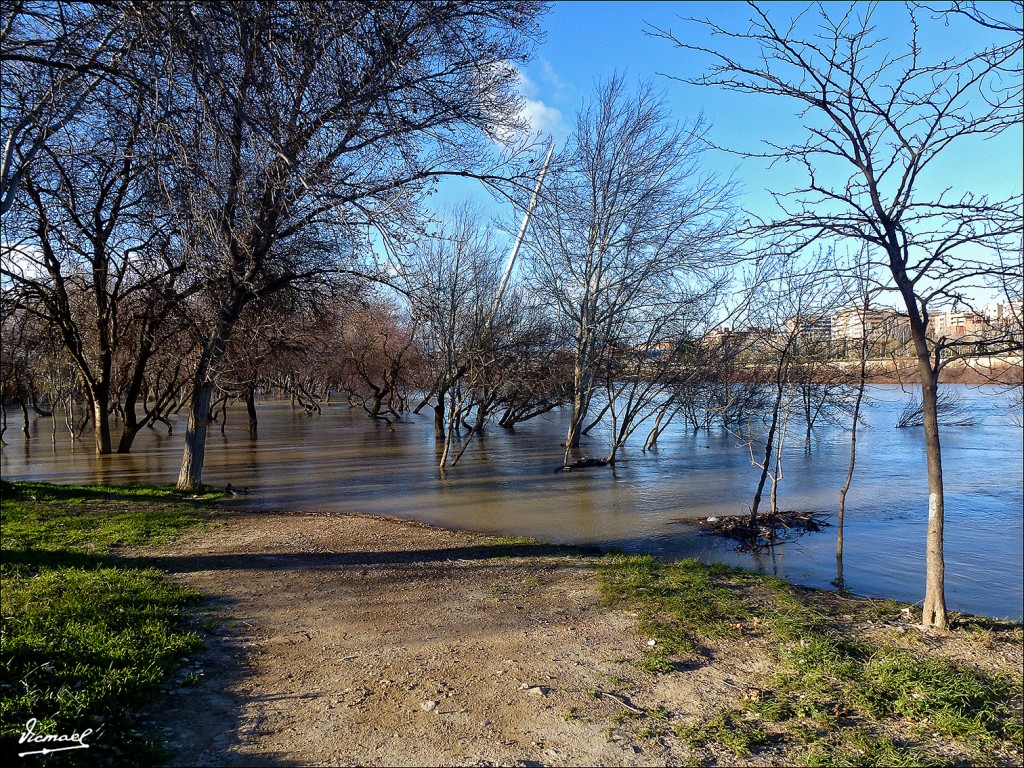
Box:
676, 711, 772, 756
597, 554, 1024, 766
597, 555, 751, 671
1, 480, 219, 557
802, 729, 952, 767
1, 480, 219, 765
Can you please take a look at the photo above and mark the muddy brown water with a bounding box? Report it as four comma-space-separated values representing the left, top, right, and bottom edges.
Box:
2, 385, 1021, 619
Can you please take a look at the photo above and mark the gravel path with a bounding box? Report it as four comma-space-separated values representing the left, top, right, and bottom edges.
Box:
140, 511, 760, 766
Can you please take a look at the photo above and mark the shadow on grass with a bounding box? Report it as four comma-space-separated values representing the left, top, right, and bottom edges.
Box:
1, 547, 109, 572
0, 479, 220, 503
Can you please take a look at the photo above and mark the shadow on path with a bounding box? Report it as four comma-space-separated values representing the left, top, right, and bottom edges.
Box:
124, 542, 605, 575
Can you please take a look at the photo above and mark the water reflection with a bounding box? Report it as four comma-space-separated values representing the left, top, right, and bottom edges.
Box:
2, 385, 1021, 619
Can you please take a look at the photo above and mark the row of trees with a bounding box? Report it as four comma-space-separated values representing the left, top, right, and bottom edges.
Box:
2, 0, 549, 485
3, 1, 1022, 629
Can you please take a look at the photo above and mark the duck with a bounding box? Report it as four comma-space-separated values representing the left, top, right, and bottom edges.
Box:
225, 483, 249, 496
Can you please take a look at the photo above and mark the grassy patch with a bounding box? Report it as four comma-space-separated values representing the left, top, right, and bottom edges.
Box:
1, 480, 219, 558
1, 480, 218, 764
597, 554, 1024, 766
676, 711, 772, 756
802, 729, 950, 767
597, 554, 751, 670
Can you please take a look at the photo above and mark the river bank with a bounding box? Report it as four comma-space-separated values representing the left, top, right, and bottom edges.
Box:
859, 355, 1022, 384
141, 508, 1022, 767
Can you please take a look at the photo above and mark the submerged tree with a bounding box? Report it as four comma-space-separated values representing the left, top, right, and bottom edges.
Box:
659, 1, 1023, 628
834, 249, 888, 588
896, 389, 977, 428
2, 75, 192, 455
527, 75, 734, 467
737, 255, 839, 522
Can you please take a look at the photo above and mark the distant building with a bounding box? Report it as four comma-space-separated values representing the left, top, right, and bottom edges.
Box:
784, 315, 832, 346
983, 300, 1023, 327
930, 309, 987, 340
831, 307, 911, 356
983, 301, 1024, 346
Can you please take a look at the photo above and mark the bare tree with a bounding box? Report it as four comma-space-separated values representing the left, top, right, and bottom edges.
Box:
1, 76, 191, 454
736, 257, 836, 522
337, 295, 421, 424
402, 205, 550, 468
657, 1, 1023, 628
527, 75, 735, 467
597, 287, 725, 465
140, 2, 548, 489
0, 1, 139, 216
834, 252, 879, 589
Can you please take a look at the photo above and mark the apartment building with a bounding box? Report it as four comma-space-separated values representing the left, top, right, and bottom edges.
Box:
831, 307, 911, 354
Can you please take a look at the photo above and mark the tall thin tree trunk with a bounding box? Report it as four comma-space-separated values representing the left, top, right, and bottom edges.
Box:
245, 386, 258, 434
751, 372, 786, 523
837, 334, 869, 588
644, 408, 667, 450
750, 402, 778, 524
919, 366, 947, 629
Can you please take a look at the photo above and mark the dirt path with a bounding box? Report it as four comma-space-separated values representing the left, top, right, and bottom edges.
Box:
138, 511, 766, 767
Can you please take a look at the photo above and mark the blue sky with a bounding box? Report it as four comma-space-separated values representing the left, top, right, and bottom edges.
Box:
436, 1, 1023, 253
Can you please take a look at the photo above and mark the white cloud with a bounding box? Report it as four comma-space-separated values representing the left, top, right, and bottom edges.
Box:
480, 63, 565, 145
519, 97, 563, 137
538, 58, 569, 99
513, 67, 564, 139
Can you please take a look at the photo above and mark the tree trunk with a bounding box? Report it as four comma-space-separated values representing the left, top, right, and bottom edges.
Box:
177, 379, 213, 490
433, 387, 446, 440
837, 335, 869, 588
919, 365, 947, 629
564, 355, 595, 462
644, 409, 666, 451
116, 419, 145, 454
751, 375, 785, 523
245, 386, 258, 434
563, 385, 592, 465
91, 389, 112, 454
117, 381, 145, 454
893, 279, 949, 629
749, 414, 775, 524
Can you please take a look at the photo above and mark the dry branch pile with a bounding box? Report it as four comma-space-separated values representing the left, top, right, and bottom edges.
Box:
694, 511, 831, 551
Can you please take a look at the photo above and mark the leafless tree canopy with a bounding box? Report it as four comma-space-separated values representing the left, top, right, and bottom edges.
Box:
526, 75, 736, 465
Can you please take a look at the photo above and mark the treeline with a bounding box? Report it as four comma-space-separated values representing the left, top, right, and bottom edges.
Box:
1, 1, 550, 482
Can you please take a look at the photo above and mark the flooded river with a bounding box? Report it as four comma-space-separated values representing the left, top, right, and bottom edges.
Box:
2, 385, 1021, 619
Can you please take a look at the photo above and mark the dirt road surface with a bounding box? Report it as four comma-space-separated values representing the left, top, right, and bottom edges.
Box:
140, 511, 765, 766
